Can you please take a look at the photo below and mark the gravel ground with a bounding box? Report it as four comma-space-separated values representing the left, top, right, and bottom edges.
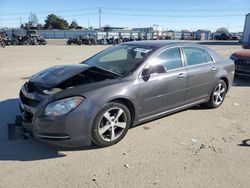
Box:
0, 41, 249, 188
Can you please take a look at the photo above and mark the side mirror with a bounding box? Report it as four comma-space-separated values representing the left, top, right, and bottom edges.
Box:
141, 64, 166, 81
142, 64, 166, 76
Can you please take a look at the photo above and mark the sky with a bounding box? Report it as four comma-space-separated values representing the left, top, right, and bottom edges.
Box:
0, 0, 249, 32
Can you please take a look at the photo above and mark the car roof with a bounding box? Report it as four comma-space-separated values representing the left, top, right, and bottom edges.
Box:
123, 40, 204, 49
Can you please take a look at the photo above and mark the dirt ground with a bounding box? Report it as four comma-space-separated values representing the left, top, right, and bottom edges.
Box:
0, 41, 249, 188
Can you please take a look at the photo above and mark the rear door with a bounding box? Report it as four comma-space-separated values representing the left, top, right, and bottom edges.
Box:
138, 47, 188, 119
182, 47, 217, 103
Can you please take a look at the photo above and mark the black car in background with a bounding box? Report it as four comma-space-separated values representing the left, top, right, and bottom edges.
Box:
215, 33, 231, 40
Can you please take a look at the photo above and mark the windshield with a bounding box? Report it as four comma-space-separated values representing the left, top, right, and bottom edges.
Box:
82, 44, 156, 76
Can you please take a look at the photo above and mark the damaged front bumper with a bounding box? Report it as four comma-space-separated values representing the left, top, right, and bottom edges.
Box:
12, 84, 100, 147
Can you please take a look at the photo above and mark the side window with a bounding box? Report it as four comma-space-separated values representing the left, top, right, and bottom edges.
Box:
152, 47, 182, 71
204, 50, 214, 62
183, 47, 207, 66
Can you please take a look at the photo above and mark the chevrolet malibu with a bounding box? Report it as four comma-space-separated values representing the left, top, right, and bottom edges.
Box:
19, 41, 235, 147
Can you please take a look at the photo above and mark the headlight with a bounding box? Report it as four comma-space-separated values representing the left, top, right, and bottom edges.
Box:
43, 88, 62, 95
44, 96, 84, 116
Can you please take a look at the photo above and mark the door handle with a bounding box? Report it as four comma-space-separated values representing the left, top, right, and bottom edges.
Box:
177, 73, 185, 78
211, 66, 216, 71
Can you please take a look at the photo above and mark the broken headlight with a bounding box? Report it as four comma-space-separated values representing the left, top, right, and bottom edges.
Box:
44, 96, 84, 116
43, 88, 62, 95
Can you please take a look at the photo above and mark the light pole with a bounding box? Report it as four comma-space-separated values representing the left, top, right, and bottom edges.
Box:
99, 7, 102, 30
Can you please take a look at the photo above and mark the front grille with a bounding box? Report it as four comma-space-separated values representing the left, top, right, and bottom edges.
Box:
23, 111, 33, 122
235, 70, 250, 76
25, 81, 44, 94
235, 59, 250, 71
19, 91, 40, 107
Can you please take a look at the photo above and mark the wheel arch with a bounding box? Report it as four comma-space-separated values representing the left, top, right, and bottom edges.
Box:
219, 77, 229, 92
109, 98, 136, 127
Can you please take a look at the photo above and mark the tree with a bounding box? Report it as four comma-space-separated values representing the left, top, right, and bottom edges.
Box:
69, 20, 78, 29
20, 23, 32, 30
216, 27, 229, 34
20, 13, 42, 30
29, 12, 38, 27
44, 14, 69, 30
20, 24, 25, 29
76, 26, 83, 29
103, 24, 111, 32
37, 23, 44, 30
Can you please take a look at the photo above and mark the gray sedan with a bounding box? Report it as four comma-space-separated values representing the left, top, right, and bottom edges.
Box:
19, 41, 235, 147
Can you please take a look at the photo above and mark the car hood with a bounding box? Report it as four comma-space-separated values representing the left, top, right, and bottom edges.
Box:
232, 49, 250, 59
29, 64, 91, 88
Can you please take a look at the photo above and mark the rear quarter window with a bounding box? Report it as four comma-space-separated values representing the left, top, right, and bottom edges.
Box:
204, 50, 214, 62
183, 47, 213, 66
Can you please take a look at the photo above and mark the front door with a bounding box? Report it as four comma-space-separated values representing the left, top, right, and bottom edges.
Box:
137, 47, 188, 119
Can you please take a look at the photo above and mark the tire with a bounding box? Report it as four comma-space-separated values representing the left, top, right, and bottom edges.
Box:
206, 79, 227, 108
1, 41, 6, 48
12, 40, 18, 45
77, 40, 82, 45
92, 102, 131, 147
67, 41, 72, 45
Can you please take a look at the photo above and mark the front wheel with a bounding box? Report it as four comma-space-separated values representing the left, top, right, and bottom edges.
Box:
92, 102, 131, 147
206, 80, 227, 108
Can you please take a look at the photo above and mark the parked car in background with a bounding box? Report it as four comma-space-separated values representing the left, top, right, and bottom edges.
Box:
231, 35, 241, 41
230, 49, 250, 77
67, 35, 97, 45
215, 33, 231, 40
18, 41, 235, 147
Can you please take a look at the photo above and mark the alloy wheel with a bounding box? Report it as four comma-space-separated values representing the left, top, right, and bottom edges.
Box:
98, 107, 127, 142
213, 83, 226, 105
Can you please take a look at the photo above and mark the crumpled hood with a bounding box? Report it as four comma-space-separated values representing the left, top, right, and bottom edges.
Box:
30, 64, 91, 88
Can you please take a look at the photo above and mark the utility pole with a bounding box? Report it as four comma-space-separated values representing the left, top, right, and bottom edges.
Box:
19, 17, 22, 27
99, 7, 102, 30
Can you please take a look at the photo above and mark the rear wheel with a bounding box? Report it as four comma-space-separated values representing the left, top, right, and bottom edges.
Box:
92, 102, 131, 147
206, 79, 227, 108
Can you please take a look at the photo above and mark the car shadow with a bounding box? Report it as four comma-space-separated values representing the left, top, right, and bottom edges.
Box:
233, 76, 250, 87
189, 105, 210, 110
0, 98, 98, 161
238, 139, 250, 147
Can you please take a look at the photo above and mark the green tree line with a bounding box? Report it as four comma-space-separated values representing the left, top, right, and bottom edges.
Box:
21, 13, 82, 30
